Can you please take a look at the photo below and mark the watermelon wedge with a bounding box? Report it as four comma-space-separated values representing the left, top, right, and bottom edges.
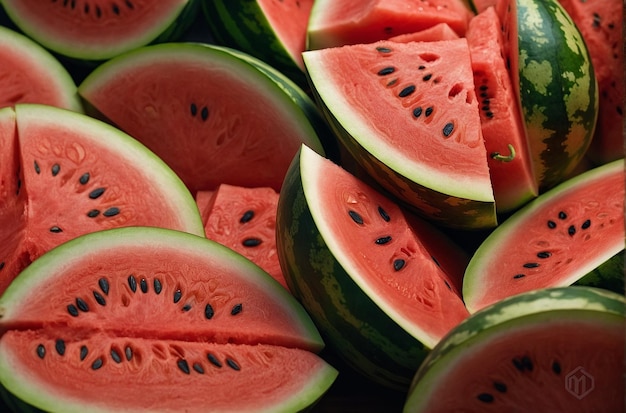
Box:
0, 227, 337, 412
0, 104, 204, 295
78, 42, 328, 195
303, 39, 496, 229
463, 158, 625, 313
404, 286, 625, 412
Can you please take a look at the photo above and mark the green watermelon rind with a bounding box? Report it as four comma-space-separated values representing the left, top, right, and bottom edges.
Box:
0, 227, 335, 412
302, 48, 497, 230
277, 145, 438, 391
513, 0, 599, 191
1, 0, 200, 62
0, 25, 83, 113
202, 0, 308, 88
13, 103, 206, 238
462, 158, 625, 312
403, 286, 626, 412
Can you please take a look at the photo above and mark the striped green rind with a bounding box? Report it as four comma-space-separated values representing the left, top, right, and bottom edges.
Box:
202, 0, 308, 88
404, 286, 626, 412
575, 251, 625, 295
276, 146, 432, 391
512, 0, 598, 191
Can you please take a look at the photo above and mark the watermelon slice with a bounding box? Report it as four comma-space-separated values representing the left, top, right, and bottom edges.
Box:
463, 158, 625, 313
0, 104, 204, 295
78, 42, 328, 195
307, 0, 473, 49
404, 286, 625, 412
303, 39, 496, 229
465, 6, 537, 212
277, 144, 470, 390
0, 25, 82, 112
0, 0, 199, 61
197, 184, 287, 290
202, 0, 314, 87
0, 226, 337, 412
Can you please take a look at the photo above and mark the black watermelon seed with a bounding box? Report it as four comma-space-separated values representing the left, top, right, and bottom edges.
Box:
50, 226, 63, 233
205, 303, 215, 319
76, 297, 89, 312
178, 359, 190, 374
242, 238, 262, 247
92, 358, 103, 370
37, 344, 46, 359
348, 210, 364, 225
393, 259, 406, 271
378, 206, 390, 222
376, 46, 392, 53
128, 275, 137, 292
558, 211, 567, 220
182, 304, 192, 312
99, 278, 109, 295
523, 262, 539, 268
84, 3, 89, 13
513, 274, 525, 279
79, 173, 90, 185
190, 103, 197, 116
34, 161, 41, 174
568, 225, 576, 236
424, 107, 434, 117
377, 66, 395, 76
480, 92, 488, 98
95, 291, 113, 310
51, 164, 60, 176
413, 107, 423, 118
193, 363, 205, 374
173, 289, 182, 303
154, 279, 162, 295
201, 106, 209, 121
552, 361, 561, 375
522, 356, 533, 371
547, 220, 557, 229
423, 73, 433, 81
581, 219, 591, 229
87, 209, 100, 218
55, 339, 66, 356
95, 5, 101, 18
103, 207, 120, 217
80, 345, 88, 361
0, 262, 4, 271
443, 122, 454, 137
432, 255, 441, 267
140, 278, 148, 293
125, 346, 133, 361
240, 210, 254, 223
418, 65, 426, 70
375, 236, 392, 245
479, 85, 488, 91
485, 111, 494, 118
398, 85, 416, 97
537, 251, 551, 259
112, 4, 120, 14
111, 349, 122, 363
67, 304, 79, 317
231, 303, 243, 316
494, 381, 507, 393
226, 358, 241, 371
208, 353, 222, 368
386, 78, 398, 87
513, 357, 525, 371
477, 393, 494, 403
88, 187, 105, 199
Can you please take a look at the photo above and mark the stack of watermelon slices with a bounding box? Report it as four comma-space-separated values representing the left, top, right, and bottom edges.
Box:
0, 0, 623, 411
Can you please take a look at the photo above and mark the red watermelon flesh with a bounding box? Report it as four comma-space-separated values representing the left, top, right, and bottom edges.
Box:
0, 104, 204, 295
307, 0, 473, 50
197, 184, 287, 290
78, 43, 326, 195
258, 0, 315, 70
0, 26, 82, 112
466, 6, 538, 212
558, 0, 624, 164
387, 23, 460, 43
